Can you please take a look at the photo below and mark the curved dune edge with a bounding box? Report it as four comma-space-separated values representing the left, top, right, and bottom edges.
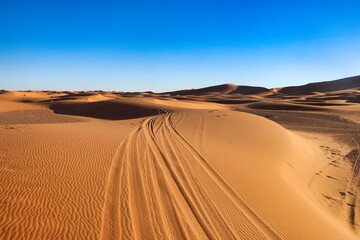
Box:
179, 109, 357, 239
99, 108, 357, 240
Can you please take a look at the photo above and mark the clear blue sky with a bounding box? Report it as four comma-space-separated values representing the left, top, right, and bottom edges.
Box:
1, 0, 360, 92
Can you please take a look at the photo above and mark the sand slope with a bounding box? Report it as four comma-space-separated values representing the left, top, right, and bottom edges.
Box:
0, 78, 359, 239
279, 75, 360, 94
99, 107, 356, 239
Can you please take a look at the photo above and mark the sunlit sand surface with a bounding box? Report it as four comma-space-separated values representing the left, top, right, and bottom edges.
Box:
0, 76, 359, 239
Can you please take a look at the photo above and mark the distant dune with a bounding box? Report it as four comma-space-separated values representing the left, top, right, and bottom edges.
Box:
0, 75, 359, 239
279, 75, 360, 94
164, 83, 270, 96
164, 83, 238, 95
228, 85, 270, 95
50, 99, 160, 120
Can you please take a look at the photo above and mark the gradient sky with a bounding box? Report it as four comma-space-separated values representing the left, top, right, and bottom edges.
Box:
1, 0, 360, 92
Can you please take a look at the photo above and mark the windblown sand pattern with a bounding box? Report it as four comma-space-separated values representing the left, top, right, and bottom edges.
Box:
0, 76, 359, 239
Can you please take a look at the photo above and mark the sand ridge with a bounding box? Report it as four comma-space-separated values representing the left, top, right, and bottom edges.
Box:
0, 76, 359, 239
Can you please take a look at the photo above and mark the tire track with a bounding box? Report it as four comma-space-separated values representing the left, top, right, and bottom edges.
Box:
101, 108, 281, 239
163, 110, 281, 239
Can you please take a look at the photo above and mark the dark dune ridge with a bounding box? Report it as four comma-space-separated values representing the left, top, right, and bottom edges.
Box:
163, 83, 237, 95
228, 85, 270, 95
163, 83, 270, 96
279, 75, 360, 95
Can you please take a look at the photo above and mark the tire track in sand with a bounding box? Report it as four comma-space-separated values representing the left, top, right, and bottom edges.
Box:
100, 108, 282, 240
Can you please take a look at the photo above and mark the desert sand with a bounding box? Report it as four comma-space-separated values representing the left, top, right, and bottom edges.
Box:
0, 76, 359, 239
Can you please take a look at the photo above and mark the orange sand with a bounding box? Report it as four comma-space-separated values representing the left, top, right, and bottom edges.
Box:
1, 76, 359, 239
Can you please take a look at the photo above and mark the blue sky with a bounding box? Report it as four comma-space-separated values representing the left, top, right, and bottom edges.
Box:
1, 0, 360, 92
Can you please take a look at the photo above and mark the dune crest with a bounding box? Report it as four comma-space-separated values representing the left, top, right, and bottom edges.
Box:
1, 76, 359, 239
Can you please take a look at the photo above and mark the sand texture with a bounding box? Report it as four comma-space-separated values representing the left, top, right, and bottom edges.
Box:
1, 76, 359, 239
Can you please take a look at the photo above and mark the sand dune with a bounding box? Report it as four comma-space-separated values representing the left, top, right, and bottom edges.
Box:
228, 85, 270, 95
1, 76, 359, 239
279, 75, 360, 94
164, 83, 238, 96
164, 83, 270, 96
